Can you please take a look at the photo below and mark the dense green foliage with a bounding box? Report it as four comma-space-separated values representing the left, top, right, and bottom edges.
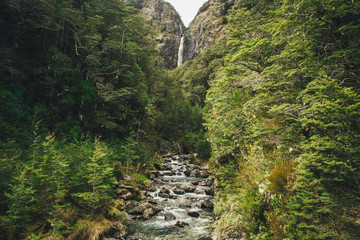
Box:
175, 0, 360, 239
1, 0, 359, 239
0, 0, 202, 239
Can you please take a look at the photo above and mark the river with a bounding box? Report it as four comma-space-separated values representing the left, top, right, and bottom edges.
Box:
124, 154, 215, 240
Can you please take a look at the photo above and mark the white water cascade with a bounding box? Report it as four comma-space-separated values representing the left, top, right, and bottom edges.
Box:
177, 36, 184, 67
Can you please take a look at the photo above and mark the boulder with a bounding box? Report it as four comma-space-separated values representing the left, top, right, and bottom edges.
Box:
200, 199, 213, 209
127, 203, 151, 215
143, 208, 154, 219
175, 221, 190, 228
107, 221, 127, 239
148, 170, 159, 179
160, 187, 170, 194
154, 163, 161, 170
117, 189, 136, 200
179, 203, 191, 209
173, 188, 185, 195
163, 171, 174, 176
198, 171, 209, 178
187, 211, 200, 218
184, 186, 196, 193
191, 181, 199, 186
158, 192, 170, 198
205, 188, 214, 196
199, 178, 214, 186
194, 189, 203, 194
164, 212, 176, 220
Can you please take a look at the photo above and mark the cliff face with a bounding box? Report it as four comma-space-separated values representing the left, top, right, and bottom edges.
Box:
128, 0, 185, 69
184, 0, 240, 61
127, 0, 240, 68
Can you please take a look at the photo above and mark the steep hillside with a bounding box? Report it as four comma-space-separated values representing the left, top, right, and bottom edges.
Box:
128, 0, 185, 69
183, 0, 240, 61
174, 0, 360, 239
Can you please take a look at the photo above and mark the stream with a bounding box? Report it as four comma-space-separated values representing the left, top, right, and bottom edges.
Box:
124, 154, 215, 240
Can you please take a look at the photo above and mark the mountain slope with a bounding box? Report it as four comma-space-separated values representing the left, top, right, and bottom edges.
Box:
128, 0, 185, 69
183, 0, 240, 61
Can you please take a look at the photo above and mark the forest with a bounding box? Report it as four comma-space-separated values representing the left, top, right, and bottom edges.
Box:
0, 0, 359, 239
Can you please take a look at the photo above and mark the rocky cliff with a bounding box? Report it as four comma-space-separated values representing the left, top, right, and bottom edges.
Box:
127, 0, 185, 69
183, 0, 241, 61
127, 0, 241, 68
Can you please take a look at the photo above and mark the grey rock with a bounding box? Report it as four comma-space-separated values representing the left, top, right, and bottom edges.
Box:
175, 221, 190, 228
201, 199, 213, 209
173, 188, 185, 194
160, 187, 170, 193
158, 192, 170, 198
164, 212, 176, 220
205, 188, 214, 196
198, 237, 212, 240
184, 186, 196, 193
187, 211, 200, 218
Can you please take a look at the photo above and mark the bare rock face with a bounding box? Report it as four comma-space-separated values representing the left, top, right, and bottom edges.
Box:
126, 0, 243, 69
183, 0, 241, 61
127, 0, 185, 69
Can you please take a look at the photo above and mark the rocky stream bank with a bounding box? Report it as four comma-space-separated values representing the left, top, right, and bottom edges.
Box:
104, 154, 215, 240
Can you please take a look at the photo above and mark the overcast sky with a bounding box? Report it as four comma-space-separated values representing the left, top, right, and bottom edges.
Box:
165, 0, 208, 27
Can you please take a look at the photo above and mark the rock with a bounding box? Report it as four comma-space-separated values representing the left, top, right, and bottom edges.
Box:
205, 188, 214, 196
149, 170, 159, 179
194, 189, 203, 194
158, 192, 170, 198
164, 212, 176, 220
198, 171, 209, 178
117, 188, 134, 200
187, 211, 200, 218
198, 237, 212, 240
173, 188, 185, 194
143, 205, 162, 219
152, 206, 162, 215
179, 203, 191, 209
191, 180, 199, 185
169, 193, 177, 199
190, 170, 199, 177
183, 186, 196, 193
127, 203, 151, 215
184, 169, 191, 176
163, 171, 174, 176
143, 208, 154, 219
109, 221, 127, 238
161, 164, 172, 170
199, 178, 214, 186
160, 187, 170, 194
201, 199, 213, 209
175, 221, 190, 228
148, 186, 157, 192
148, 199, 158, 205
154, 162, 162, 170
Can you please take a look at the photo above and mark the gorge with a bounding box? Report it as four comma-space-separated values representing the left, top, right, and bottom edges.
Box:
0, 0, 359, 240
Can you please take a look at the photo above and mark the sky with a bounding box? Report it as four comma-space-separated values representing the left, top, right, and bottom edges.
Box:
165, 0, 208, 27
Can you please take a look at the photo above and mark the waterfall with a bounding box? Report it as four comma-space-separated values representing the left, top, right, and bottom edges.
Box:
177, 36, 184, 67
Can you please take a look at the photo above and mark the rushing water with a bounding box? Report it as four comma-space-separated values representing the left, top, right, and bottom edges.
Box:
177, 36, 184, 67
125, 155, 215, 240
